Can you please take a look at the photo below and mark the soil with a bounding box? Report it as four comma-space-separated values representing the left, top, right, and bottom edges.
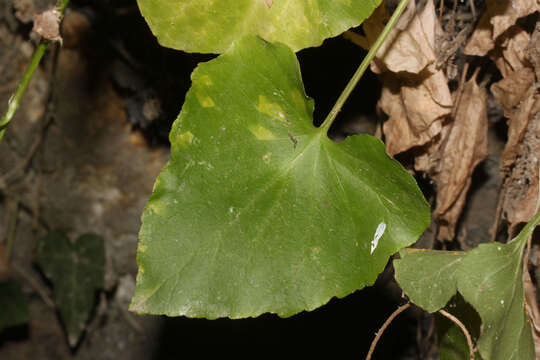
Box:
0, 0, 538, 359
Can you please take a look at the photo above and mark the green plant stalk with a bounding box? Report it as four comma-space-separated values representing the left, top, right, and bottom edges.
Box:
0, 0, 70, 142
320, 0, 410, 133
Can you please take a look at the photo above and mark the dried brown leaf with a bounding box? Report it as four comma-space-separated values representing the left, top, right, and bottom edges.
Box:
491, 67, 535, 113
435, 78, 489, 216
489, 0, 539, 39
380, 68, 452, 155
493, 26, 532, 77
491, 69, 538, 167
464, 0, 539, 56
372, 0, 438, 74
463, 12, 495, 56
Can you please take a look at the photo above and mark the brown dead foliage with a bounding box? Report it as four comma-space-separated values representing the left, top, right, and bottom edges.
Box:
416, 76, 489, 241
464, 0, 539, 56
488, 21, 540, 230
348, 0, 453, 156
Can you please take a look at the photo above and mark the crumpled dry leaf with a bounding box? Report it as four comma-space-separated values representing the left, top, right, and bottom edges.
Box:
361, 0, 452, 155
33, 8, 62, 42
380, 72, 449, 155
493, 25, 532, 77
354, 0, 438, 74
464, 0, 539, 56
415, 76, 489, 241
491, 68, 536, 168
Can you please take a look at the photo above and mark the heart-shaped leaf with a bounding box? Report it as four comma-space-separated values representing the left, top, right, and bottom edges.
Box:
137, 0, 382, 53
36, 230, 105, 346
130, 35, 429, 319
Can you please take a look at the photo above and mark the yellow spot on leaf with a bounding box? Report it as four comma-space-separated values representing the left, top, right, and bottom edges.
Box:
200, 75, 213, 86
257, 95, 286, 122
201, 96, 215, 107
139, 245, 147, 253
149, 199, 166, 215
249, 125, 275, 140
177, 131, 194, 146
291, 89, 305, 109
263, 152, 272, 163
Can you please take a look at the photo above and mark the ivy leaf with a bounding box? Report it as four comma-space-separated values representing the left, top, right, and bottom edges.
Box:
394, 249, 465, 313
0, 279, 29, 331
137, 0, 382, 53
130, 35, 429, 319
456, 210, 540, 360
36, 230, 105, 346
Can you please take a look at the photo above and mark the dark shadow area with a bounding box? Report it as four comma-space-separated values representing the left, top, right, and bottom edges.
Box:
153, 270, 418, 360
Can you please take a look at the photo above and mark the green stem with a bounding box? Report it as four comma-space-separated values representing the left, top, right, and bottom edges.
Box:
0, 0, 70, 142
320, 0, 411, 133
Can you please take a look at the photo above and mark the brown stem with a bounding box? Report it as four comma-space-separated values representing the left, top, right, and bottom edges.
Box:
438, 309, 475, 359
366, 303, 411, 360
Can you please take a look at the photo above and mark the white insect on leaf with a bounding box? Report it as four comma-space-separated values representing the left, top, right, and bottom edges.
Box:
370, 222, 386, 255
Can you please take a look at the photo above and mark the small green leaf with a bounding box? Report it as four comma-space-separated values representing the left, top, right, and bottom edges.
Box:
0, 279, 29, 331
131, 35, 429, 319
394, 249, 465, 313
456, 210, 540, 360
36, 230, 105, 346
137, 0, 382, 53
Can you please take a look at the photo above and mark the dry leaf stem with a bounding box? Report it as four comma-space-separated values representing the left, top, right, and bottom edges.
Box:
0, 0, 69, 141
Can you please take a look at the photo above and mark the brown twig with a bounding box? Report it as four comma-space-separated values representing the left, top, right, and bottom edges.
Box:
439, 309, 475, 359
366, 303, 411, 360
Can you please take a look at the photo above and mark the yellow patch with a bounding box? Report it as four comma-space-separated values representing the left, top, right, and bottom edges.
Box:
249, 125, 275, 140
257, 94, 286, 122
177, 131, 194, 146
200, 96, 215, 107
263, 152, 271, 164
149, 199, 166, 215
199, 75, 213, 86
139, 245, 147, 253
291, 89, 305, 109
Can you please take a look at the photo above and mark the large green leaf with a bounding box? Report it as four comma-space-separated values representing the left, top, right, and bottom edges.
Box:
137, 0, 382, 53
130, 35, 429, 319
455, 210, 540, 360
394, 249, 465, 313
36, 230, 105, 346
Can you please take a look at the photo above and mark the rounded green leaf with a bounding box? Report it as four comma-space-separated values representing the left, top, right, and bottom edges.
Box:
130, 35, 429, 319
137, 0, 382, 53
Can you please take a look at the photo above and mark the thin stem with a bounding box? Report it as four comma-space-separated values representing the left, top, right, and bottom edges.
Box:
366, 303, 411, 360
438, 309, 475, 360
0, 0, 70, 141
320, 0, 411, 133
